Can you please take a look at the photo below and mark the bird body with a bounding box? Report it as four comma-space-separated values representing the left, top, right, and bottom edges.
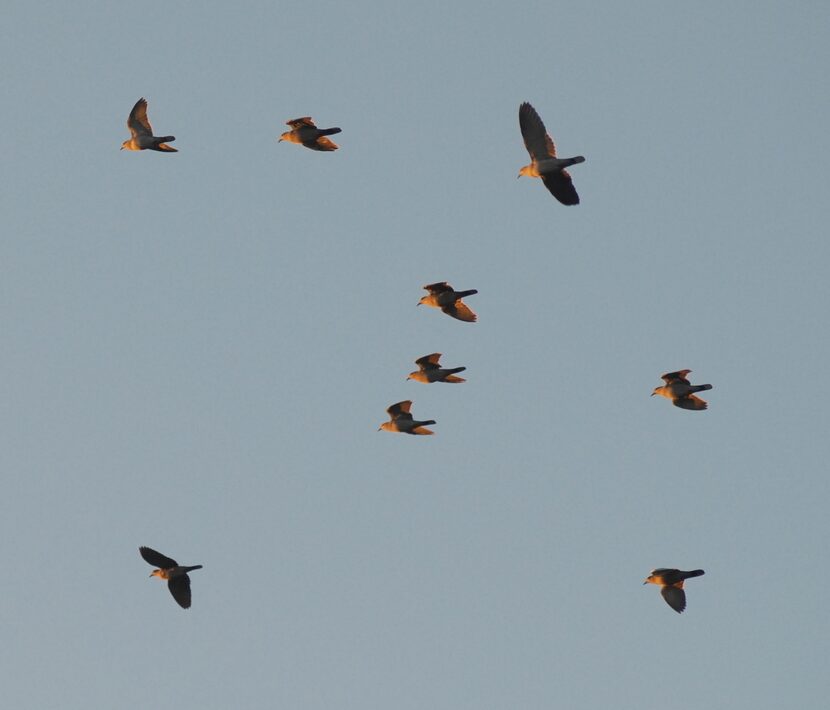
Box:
644, 568, 705, 613
408, 353, 466, 383
518, 102, 583, 205
121, 98, 177, 152
379, 400, 436, 435
652, 370, 713, 410
279, 117, 342, 151
140, 546, 202, 609
418, 282, 478, 322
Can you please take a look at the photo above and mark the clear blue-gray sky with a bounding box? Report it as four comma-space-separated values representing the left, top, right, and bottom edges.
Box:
1, 2, 828, 708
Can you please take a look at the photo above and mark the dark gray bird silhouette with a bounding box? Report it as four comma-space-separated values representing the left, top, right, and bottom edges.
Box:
379, 400, 436, 435
279, 117, 342, 151
121, 98, 177, 152
139, 546, 202, 609
652, 370, 713, 410
407, 353, 466, 383
518, 102, 584, 205
644, 568, 705, 613
418, 282, 478, 322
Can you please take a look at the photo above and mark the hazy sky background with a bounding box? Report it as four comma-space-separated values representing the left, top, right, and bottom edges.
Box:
2, 2, 829, 708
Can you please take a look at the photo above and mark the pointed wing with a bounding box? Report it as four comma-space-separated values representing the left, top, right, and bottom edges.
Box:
140, 546, 178, 568
409, 426, 434, 435
416, 353, 442, 369
661, 584, 687, 613
127, 98, 153, 137
168, 575, 192, 609
541, 170, 580, 205
674, 394, 708, 410
519, 102, 557, 159
442, 301, 477, 322
422, 282, 451, 294
661, 370, 692, 385
387, 400, 413, 418
307, 135, 339, 151
286, 117, 316, 128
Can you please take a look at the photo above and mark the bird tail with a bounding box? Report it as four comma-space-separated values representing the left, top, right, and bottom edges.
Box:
153, 137, 178, 152
444, 374, 466, 383
690, 384, 713, 393
184, 565, 203, 572
319, 127, 342, 136
565, 156, 586, 165
682, 569, 705, 579
457, 289, 478, 298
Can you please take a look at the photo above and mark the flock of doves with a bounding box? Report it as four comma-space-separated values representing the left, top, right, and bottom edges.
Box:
124, 97, 710, 614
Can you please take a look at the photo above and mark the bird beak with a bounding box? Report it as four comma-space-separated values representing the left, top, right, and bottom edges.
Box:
650, 392, 655, 396
120, 146, 124, 151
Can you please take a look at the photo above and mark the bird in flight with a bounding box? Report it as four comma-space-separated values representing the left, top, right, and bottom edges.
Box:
652, 370, 713, 410
518, 102, 584, 205
407, 353, 466, 383
139, 546, 202, 609
379, 400, 436, 435
121, 98, 177, 152
418, 282, 478, 322
279, 117, 342, 151
643, 568, 705, 613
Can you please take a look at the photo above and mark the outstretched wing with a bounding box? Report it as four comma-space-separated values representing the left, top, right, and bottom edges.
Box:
519, 102, 556, 159
661, 584, 687, 613
422, 282, 451, 294
127, 98, 153, 137
415, 353, 442, 369
442, 301, 477, 322
139, 546, 178, 568
286, 117, 316, 129
674, 394, 708, 410
308, 135, 339, 151
541, 170, 580, 206
661, 370, 692, 385
387, 400, 413, 418
167, 575, 192, 609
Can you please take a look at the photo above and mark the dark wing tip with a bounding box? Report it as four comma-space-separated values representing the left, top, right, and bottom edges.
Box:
661, 586, 687, 613
541, 173, 580, 205
168, 576, 192, 609
139, 546, 178, 568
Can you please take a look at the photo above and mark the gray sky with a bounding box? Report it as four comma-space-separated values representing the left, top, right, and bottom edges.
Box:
2, 1, 829, 708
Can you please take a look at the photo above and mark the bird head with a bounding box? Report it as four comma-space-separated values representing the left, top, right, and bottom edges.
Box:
644, 570, 663, 585
120, 140, 129, 150
149, 569, 164, 579
517, 165, 533, 179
